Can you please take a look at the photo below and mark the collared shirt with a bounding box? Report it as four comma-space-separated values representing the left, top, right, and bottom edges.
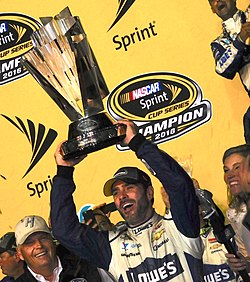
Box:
27, 256, 62, 282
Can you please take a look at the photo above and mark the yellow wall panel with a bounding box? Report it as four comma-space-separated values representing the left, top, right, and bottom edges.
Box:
0, 3, 249, 279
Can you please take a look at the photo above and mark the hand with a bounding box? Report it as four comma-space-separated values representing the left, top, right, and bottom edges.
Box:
116, 119, 139, 146
81, 217, 98, 230
225, 252, 248, 272
92, 203, 111, 218
54, 141, 87, 167
239, 22, 250, 42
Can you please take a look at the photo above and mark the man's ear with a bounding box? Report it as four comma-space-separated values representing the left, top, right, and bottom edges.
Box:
14, 252, 21, 262
16, 247, 24, 261
147, 186, 154, 201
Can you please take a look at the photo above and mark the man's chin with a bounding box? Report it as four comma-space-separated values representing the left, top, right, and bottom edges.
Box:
123, 213, 137, 225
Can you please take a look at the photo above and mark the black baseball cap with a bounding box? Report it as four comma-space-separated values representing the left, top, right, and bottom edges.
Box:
103, 166, 152, 197
0, 232, 16, 254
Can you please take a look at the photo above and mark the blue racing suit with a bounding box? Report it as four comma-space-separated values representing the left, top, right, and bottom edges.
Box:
50, 134, 203, 281
210, 7, 250, 95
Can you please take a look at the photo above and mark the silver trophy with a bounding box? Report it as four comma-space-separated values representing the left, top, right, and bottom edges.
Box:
21, 7, 125, 159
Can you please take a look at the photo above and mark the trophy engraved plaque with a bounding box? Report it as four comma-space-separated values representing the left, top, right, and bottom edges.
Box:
21, 7, 125, 159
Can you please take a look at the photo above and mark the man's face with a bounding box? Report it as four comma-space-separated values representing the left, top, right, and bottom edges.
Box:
111, 180, 153, 227
17, 232, 57, 273
223, 153, 249, 196
0, 251, 19, 276
209, 0, 237, 21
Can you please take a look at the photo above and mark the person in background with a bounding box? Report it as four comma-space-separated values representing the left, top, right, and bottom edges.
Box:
14, 215, 104, 282
161, 179, 239, 281
222, 144, 250, 274
241, 153, 250, 194
0, 232, 24, 281
194, 179, 239, 281
50, 119, 203, 281
243, 108, 250, 144
241, 151, 250, 246
208, 0, 250, 142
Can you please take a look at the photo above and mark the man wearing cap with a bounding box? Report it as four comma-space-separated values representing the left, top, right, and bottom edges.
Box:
0, 232, 24, 281
50, 119, 203, 281
14, 215, 104, 282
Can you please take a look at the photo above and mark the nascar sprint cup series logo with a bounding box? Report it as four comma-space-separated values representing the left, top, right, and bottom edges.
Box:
0, 13, 40, 85
107, 72, 212, 150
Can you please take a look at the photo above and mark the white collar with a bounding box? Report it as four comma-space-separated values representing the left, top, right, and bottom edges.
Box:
27, 256, 62, 282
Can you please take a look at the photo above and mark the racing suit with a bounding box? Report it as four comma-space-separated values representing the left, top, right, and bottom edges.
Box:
210, 7, 250, 95
50, 134, 203, 281
200, 226, 238, 282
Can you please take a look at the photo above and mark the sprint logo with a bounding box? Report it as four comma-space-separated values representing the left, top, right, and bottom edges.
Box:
107, 72, 212, 151
109, 0, 136, 31
1, 115, 57, 178
0, 13, 41, 85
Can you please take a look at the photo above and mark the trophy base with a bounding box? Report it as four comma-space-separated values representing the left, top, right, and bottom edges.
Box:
61, 113, 125, 159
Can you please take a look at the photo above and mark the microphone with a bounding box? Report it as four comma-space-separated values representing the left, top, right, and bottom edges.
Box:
195, 188, 217, 219
195, 188, 250, 282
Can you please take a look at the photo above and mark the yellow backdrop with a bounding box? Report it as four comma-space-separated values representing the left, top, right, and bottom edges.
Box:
0, 2, 249, 277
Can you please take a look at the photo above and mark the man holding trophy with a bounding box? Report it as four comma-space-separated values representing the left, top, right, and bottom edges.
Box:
50, 119, 204, 281
23, 7, 204, 281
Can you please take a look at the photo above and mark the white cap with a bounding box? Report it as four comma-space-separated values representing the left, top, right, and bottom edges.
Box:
15, 215, 51, 245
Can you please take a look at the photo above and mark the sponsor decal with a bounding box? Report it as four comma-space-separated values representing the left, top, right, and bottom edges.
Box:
210, 243, 222, 250
204, 264, 235, 282
208, 237, 217, 243
151, 229, 166, 242
109, 0, 136, 31
120, 241, 141, 258
107, 72, 212, 151
27, 175, 53, 198
121, 241, 130, 252
132, 222, 153, 235
125, 254, 183, 281
152, 222, 162, 231
0, 13, 41, 85
1, 115, 57, 178
113, 21, 157, 51
153, 238, 169, 252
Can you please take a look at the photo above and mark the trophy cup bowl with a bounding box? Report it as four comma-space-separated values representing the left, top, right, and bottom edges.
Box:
21, 7, 125, 159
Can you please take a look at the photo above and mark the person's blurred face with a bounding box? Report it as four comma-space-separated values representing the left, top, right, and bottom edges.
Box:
241, 156, 250, 193
111, 180, 154, 227
17, 232, 57, 274
223, 153, 248, 196
0, 251, 19, 276
209, 0, 237, 21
